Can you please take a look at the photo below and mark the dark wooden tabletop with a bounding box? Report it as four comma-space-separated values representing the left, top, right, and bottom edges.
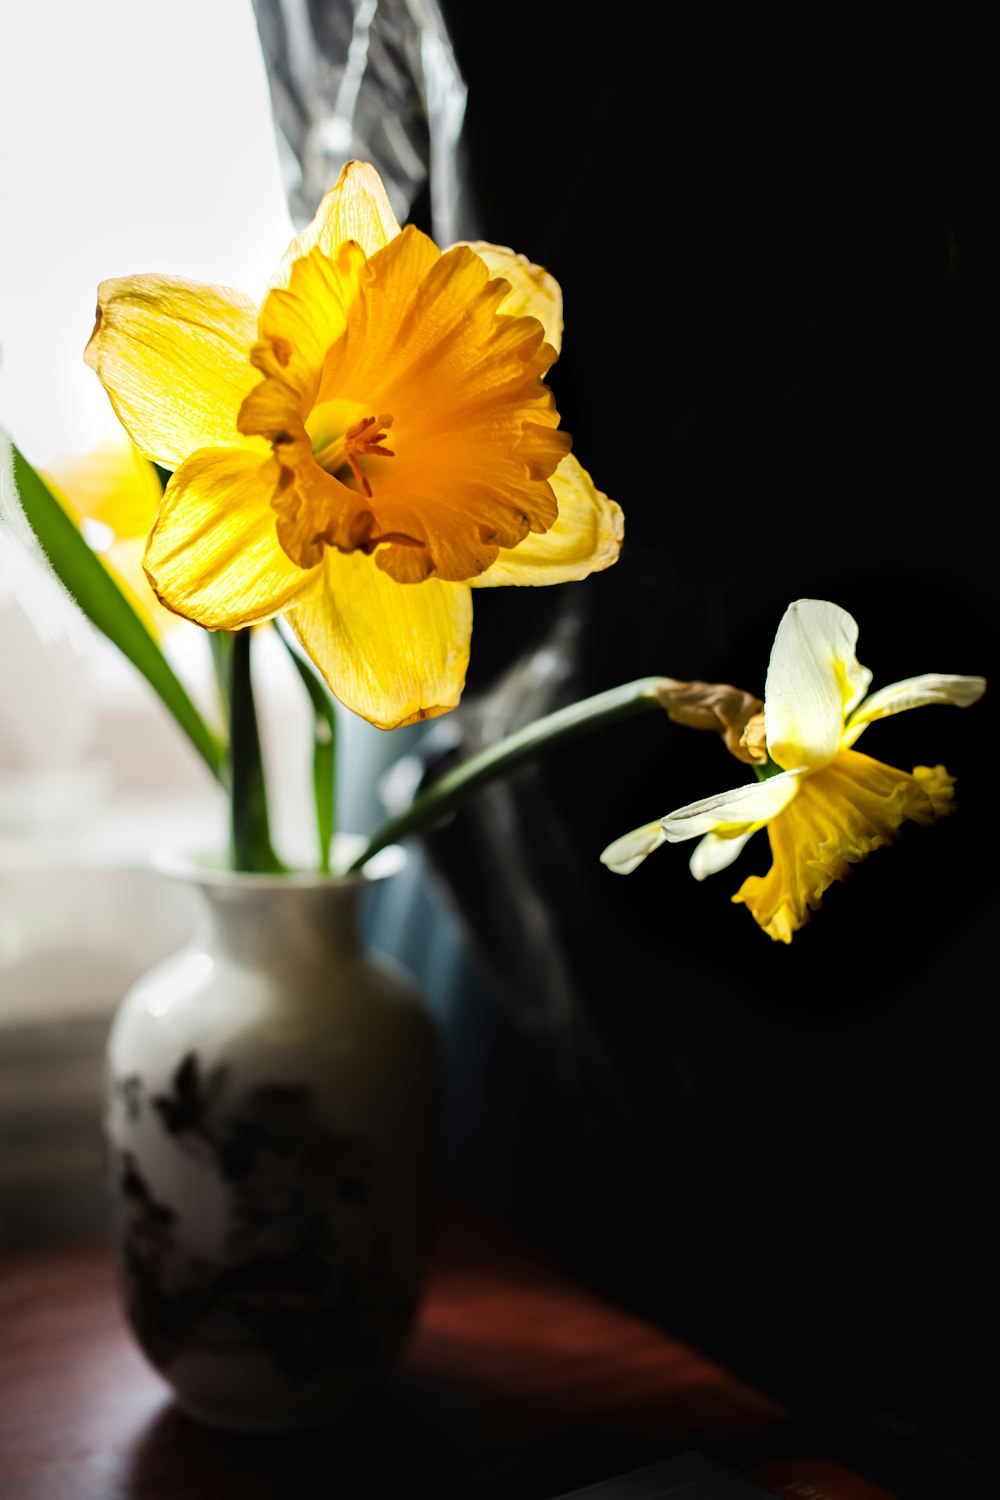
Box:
0, 1199, 787, 1500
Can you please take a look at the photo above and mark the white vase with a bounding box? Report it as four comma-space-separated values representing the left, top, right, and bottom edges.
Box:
103, 841, 440, 1432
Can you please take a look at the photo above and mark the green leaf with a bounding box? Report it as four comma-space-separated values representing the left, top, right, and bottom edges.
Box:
7, 441, 226, 783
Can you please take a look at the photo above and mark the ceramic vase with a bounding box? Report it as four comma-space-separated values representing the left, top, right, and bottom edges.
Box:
103, 843, 440, 1431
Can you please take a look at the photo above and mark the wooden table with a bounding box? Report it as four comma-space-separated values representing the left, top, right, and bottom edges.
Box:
0, 1200, 790, 1499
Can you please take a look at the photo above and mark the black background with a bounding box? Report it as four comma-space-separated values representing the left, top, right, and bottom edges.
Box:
422, 3, 995, 1474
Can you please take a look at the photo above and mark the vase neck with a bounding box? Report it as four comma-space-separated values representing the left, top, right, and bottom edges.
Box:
189, 877, 366, 971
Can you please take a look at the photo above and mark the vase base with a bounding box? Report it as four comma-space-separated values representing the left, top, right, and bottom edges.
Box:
171, 1377, 371, 1435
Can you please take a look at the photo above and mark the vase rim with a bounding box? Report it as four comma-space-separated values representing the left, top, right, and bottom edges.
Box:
151, 834, 406, 889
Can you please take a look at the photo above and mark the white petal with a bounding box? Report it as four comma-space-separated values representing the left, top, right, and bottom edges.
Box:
764, 599, 872, 770
843, 672, 988, 746
661, 770, 802, 842
599, 820, 667, 875
689, 829, 757, 880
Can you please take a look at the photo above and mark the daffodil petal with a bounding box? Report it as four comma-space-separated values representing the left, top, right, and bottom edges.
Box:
145, 448, 313, 629
285, 550, 472, 729
661, 769, 802, 842
84, 276, 264, 471
689, 829, 756, 880
600, 821, 668, 875
103, 536, 180, 638
254, 239, 369, 404
733, 751, 955, 943
765, 598, 873, 771
42, 432, 163, 540
843, 672, 988, 746
472, 455, 623, 586
460, 242, 564, 352
268, 159, 402, 293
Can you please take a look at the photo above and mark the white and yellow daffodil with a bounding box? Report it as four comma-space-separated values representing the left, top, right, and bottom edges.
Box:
601, 598, 986, 943
84, 160, 623, 729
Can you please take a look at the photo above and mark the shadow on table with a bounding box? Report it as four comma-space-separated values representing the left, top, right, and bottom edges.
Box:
124, 1372, 688, 1500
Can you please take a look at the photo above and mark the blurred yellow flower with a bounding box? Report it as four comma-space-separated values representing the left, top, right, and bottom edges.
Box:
601, 599, 986, 943
41, 433, 178, 637
84, 160, 623, 729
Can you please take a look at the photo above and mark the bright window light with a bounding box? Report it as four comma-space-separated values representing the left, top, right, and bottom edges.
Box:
0, 1, 312, 844
0, 0, 294, 467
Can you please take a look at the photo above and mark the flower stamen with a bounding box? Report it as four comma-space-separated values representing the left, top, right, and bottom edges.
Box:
313, 413, 395, 496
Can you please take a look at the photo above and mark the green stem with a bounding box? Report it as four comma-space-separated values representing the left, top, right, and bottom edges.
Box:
274, 620, 338, 874
208, 630, 233, 738
346, 676, 672, 874
228, 629, 284, 873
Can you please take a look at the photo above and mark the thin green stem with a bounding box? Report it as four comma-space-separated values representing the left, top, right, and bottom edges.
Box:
274, 619, 338, 873
345, 676, 672, 874
228, 629, 285, 873
208, 630, 233, 739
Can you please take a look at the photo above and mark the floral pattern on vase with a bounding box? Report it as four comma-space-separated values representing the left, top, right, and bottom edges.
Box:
104, 848, 440, 1432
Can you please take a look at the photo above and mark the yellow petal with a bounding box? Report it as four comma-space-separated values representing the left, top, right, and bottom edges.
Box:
103, 536, 182, 638
284, 549, 472, 729
733, 748, 953, 943
911, 763, 958, 818
472, 455, 623, 586
459, 242, 564, 351
145, 448, 313, 629
84, 275, 265, 471
253, 239, 369, 405
268, 159, 402, 294
42, 431, 163, 539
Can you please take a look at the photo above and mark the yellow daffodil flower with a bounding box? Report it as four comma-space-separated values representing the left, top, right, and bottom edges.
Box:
601, 598, 987, 943
84, 160, 623, 729
41, 432, 177, 637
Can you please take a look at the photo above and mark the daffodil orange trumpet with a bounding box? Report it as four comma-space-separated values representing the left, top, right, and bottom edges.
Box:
84, 160, 623, 730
